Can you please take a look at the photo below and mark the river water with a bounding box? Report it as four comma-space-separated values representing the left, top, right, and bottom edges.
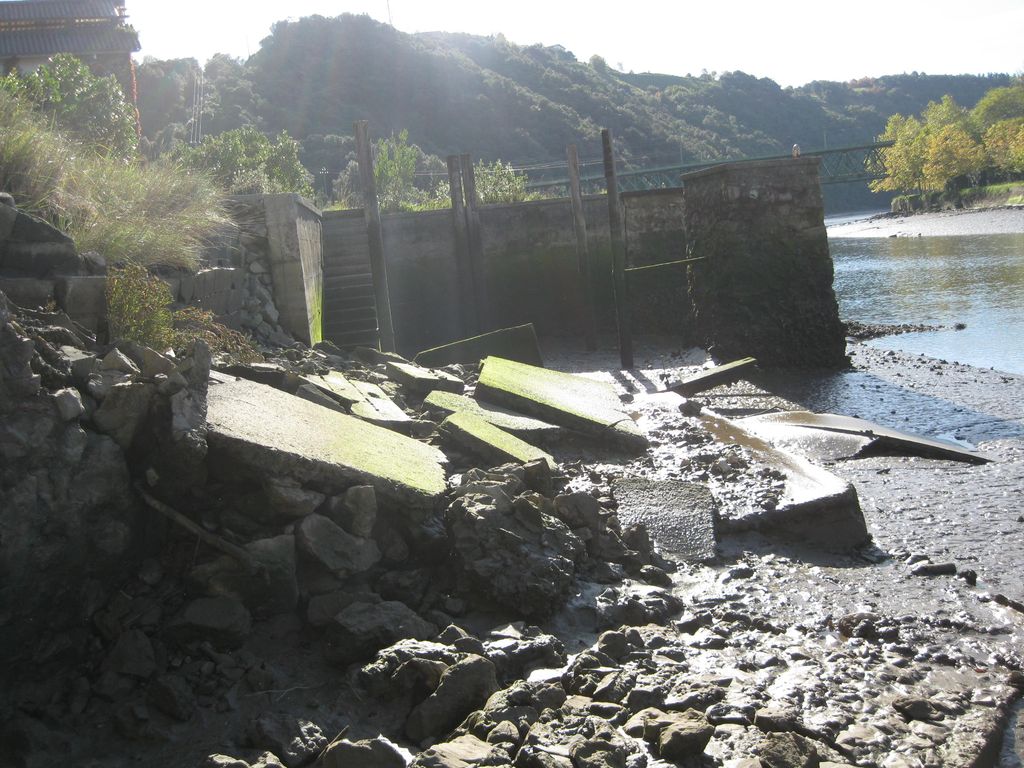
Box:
826, 208, 1024, 375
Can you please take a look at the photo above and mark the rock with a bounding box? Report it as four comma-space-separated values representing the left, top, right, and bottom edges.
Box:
117, 341, 176, 378
147, 674, 196, 721
104, 628, 156, 679
323, 485, 377, 537
358, 638, 462, 699
101, 348, 141, 375
594, 586, 684, 629
189, 535, 299, 616
326, 601, 438, 665
92, 382, 155, 449
320, 736, 406, 768
446, 490, 583, 618
406, 656, 499, 743
296, 513, 381, 578
204, 755, 251, 768
892, 696, 943, 722
265, 478, 326, 519
911, 561, 957, 577
754, 732, 818, 768
306, 589, 380, 628
658, 709, 714, 761
247, 713, 327, 768
410, 734, 507, 767
52, 387, 85, 421
169, 597, 252, 650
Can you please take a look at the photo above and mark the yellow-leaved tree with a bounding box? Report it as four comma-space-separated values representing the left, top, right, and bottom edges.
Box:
870, 114, 929, 194
983, 118, 1024, 174
923, 124, 986, 191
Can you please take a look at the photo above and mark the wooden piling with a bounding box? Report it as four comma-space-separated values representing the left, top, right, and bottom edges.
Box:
567, 143, 597, 351
602, 129, 633, 369
354, 120, 397, 353
447, 155, 479, 335
460, 153, 488, 331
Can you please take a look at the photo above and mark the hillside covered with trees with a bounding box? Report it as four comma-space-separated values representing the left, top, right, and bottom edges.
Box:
135, 13, 1014, 206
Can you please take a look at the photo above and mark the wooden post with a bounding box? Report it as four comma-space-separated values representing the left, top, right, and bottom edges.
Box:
567, 143, 597, 351
602, 128, 633, 369
354, 120, 396, 353
447, 155, 479, 336
461, 153, 488, 331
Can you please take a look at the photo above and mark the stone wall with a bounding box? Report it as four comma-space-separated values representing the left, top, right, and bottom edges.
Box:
682, 158, 846, 368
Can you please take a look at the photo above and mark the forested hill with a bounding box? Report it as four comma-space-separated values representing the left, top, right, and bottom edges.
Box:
137, 13, 1011, 171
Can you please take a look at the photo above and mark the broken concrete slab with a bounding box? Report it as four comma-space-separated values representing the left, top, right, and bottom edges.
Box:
422, 390, 561, 442
349, 380, 412, 428
384, 360, 464, 396
205, 377, 445, 512
475, 356, 647, 453
612, 479, 718, 563
699, 411, 868, 549
440, 411, 556, 471
665, 357, 758, 396
741, 410, 992, 465
414, 323, 543, 368
299, 370, 365, 408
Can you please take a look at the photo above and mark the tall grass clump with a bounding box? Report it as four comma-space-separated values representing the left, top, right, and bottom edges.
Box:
0, 89, 229, 270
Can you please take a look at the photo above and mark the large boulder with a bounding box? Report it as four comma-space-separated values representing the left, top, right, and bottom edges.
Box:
446, 488, 583, 618
325, 601, 437, 665
405, 655, 499, 743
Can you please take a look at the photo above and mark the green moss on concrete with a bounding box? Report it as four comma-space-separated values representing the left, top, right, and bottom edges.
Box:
475, 356, 647, 453
423, 390, 560, 439
441, 411, 556, 471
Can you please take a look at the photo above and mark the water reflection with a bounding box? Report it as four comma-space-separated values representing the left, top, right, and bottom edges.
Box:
829, 233, 1024, 374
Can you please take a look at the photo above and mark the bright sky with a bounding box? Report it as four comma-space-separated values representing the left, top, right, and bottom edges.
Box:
130, 0, 1024, 87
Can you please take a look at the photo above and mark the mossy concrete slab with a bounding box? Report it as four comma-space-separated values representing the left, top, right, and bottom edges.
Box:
206, 377, 445, 512
384, 360, 464, 395
301, 371, 365, 408
349, 380, 411, 427
612, 479, 718, 563
440, 411, 556, 471
475, 357, 648, 453
414, 324, 543, 368
423, 390, 561, 442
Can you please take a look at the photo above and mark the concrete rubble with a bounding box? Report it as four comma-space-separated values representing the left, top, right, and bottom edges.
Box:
2, 280, 1022, 768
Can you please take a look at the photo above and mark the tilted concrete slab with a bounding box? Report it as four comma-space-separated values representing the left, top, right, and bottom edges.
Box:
741, 410, 992, 465
414, 324, 543, 368
384, 360, 464, 395
300, 371, 365, 408
205, 377, 445, 511
665, 357, 758, 396
422, 390, 561, 442
612, 479, 718, 563
700, 410, 868, 549
349, 380, 411, 427
440, 411, 556, 471
475, 357, 648, 453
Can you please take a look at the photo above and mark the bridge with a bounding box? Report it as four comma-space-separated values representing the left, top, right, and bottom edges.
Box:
524, 141, 893, 195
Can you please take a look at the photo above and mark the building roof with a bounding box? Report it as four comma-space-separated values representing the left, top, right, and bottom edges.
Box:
0, 0, 124, 26
0, 24, 138, 57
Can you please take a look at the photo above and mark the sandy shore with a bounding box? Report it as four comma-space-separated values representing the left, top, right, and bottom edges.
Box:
827, 206, 1024, 238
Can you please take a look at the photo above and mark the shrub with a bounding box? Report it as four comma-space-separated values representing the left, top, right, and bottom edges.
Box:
1, 89, 229, 269
172, 306, 263, 362
175, 126, 312, 196
105, 263, 175, 349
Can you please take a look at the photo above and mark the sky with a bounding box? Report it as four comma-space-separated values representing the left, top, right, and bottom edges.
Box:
129, 0, 1024, 87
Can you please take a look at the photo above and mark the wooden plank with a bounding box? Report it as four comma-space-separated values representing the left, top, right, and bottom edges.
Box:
602, 129, 633, 370
354, 120, 396, 353
665, 357, 758, 396
567, 143, 597, 351
461, 153, 488, 331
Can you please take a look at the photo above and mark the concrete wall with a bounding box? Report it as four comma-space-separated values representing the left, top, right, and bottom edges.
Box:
264, 194, 324, 345
683, 157, 846, 367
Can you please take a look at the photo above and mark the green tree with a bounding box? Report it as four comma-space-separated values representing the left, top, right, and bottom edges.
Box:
922, 94, 970, 131
175, 126, 311, 195
474, 159, 529, 203
971, 83, 1024, 132
374, 130, 418, 211
984, 118, 1024, 174
871, 114, 929, 194
0, 54, 137, 158
923, 124, 986, 190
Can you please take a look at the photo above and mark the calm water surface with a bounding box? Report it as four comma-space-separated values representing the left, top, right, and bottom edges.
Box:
826, 217, 1024, 375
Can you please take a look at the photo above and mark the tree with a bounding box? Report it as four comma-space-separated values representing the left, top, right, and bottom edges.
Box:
871, 114, 929, 194
374, 130, 418, 211
971, 83, 1024, 132
0, 54, 137, 158
922, 94, 969, 131
474, 159, 529, 203
984, 118, 1024, 174
923, 124, 986, 190
175, 126, 311, 195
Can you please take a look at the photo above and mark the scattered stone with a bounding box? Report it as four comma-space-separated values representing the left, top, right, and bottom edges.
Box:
147, 674, 196, 721
265, 478, 326, 518
911, 561, 957, 577
52, 387, 85, 421
384, 359, 464, 395
247, 713, 327, 768
326, 601, 438, 665
296, 513, 381, 578
168, 596, 252, 650
657, 709, 714, 760
406, 655, 499, 743
319, 736, 406, 768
